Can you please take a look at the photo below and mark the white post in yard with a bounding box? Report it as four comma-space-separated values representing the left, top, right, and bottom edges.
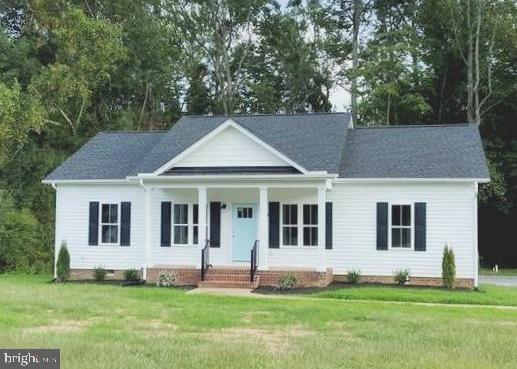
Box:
317, 184, 327, 272
198, 186, 207, 268
143, 186, 152, 280
258, 186, 269, 270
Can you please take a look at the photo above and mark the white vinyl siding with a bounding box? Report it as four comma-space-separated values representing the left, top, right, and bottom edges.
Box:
327, 182, 477, 279
174, 126, 289, 168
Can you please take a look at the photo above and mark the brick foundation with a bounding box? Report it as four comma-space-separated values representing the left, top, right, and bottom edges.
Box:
70, 267, 474, 289
70, 268, 134, 281
333, 274, 475, 288
257, 268, 333, 288
146, 267, 200, 286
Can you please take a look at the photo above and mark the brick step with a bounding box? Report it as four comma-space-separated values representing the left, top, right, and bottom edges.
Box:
203, 273, 252, 282
205, 268, 250, 275
198, 280, 256, 288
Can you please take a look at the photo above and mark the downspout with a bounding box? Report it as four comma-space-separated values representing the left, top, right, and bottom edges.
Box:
139, 179, 151, 281
51, 182, 58, 279
474, 182, 479, 288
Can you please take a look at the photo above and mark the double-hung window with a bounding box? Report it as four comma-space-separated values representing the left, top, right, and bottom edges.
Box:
173, 204, 189, 245
391, 204, 412, 248
282, 204, 298, 246
303, 204, 318, 246
101, 204, 119, 244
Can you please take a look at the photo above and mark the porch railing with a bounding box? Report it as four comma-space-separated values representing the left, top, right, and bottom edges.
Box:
250, 240, 259, 283
201, 239, 210, 281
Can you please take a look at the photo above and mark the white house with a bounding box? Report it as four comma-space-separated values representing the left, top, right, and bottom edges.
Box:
43, 113, 489, 288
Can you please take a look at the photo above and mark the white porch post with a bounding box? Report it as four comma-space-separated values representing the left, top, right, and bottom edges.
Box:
143, 187, 152, 280
317, 184, 327, 272
198, 186, 207, 268
258, 186, 269, 270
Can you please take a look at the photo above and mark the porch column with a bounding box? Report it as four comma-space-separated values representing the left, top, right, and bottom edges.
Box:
258, 186, 269, 270
143, 187, 152, 280
317, 184, 327, 272
198, 186, 207, 247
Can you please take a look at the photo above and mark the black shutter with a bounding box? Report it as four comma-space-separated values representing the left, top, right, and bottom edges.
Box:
414, 202, 427, 251
210, 202, 221, 247
120, 202, 131, 246
268, 202, 280, 248
325, 202, 333, 249
161, 202, 171, 247
376, 202, 388, 250
88, 202, 99, 246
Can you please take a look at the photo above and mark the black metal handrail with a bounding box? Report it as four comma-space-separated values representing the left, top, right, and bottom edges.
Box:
201, 239, 210, 281
250, 240, 259, 283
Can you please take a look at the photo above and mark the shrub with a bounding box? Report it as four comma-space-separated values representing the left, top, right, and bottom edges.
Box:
394, 268, 410, 285
56, 241, 70, 282
157, 270, 176, 287
93, 266, 107, 282
276, 274, 297, 291
124, 268, 140, 282
442, 245, 456, 289
345, 269, 361, 284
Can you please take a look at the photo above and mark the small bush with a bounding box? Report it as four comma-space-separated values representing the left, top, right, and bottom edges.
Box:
345, 269, 361, 284
276, 274, 297, 291
93, 266, 107, 282
56, 241, 70, 282
124, 268, 140, 282
394, 268, 410, 285
442, 245, 456, 289
157, 270, 176, 287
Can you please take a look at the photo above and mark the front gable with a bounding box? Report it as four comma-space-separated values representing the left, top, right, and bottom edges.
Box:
153, 120, 308, 175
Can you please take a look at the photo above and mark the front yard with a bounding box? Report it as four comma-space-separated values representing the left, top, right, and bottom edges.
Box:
1, 275, 516, 369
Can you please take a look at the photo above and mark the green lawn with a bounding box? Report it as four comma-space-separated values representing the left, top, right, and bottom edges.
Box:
314, 283, 517, 306
1, 275, 517, 369
480, 267, 517, 276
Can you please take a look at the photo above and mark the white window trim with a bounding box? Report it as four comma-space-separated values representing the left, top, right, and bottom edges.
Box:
171, 203, 198, 247
99, 203, 120, 246
388, 203, 414, 250
280, 202, 319, 248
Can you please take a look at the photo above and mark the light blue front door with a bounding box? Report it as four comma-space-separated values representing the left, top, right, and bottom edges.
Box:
232, 203, 258, 262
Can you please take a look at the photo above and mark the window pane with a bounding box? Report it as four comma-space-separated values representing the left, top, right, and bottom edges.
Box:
109, 204, 118, 223
392, 205, 401, 225
193, 226, 198, 244
392, 228, 401, 247
102, 225, 110, 243
290, 205, 297, 224
102, 204, 109, 223
290, 227, 298, 245
282, 227, 291, 245
193, 204, 198, 224
174, 225, 188, 244
402, 205, 411, 226
303, 205, 310, 225
282, 205, 288, 224
109, 225, 118, 243
401, 228, 411, 248
238, 208, 243, 218
311, 205, 318, 225
311, 227, 318, 246
248, 208, 253, 218
303, 228, 309, 245
174, 204, 188, 224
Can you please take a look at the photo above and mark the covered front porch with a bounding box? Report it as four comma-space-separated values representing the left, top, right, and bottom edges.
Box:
138, 177, 332, 285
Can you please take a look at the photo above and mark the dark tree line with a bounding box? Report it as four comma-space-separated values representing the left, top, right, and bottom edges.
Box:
0, 0, 515, 272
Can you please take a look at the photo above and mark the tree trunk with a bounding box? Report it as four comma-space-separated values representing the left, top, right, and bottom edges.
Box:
351, 0, 360, 123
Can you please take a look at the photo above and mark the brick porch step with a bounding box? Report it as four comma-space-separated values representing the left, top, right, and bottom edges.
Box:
198, 267, 259, 288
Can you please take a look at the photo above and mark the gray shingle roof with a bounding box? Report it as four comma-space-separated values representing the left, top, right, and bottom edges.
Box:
45, 115, 489, 181
339, 124, 489, 178
45, 132, 165, 180
134, 113, 350, 174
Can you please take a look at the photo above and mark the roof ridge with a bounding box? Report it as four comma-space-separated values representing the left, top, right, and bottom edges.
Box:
98, 130, 167, 134
182, 112, 351, 119
354, 123, 473, 129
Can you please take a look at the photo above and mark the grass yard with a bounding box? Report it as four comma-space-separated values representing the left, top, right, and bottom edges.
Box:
1, 275, 517, 369
313, 283, 517, 306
